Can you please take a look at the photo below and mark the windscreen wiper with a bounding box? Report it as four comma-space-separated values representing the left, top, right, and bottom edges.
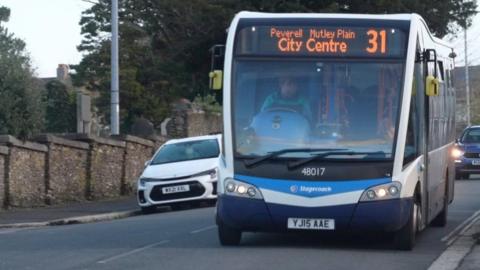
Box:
243, 148, 348, 168
287, 151, 387, 170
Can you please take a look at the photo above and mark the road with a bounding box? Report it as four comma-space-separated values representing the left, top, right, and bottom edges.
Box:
1, 179, 479, 270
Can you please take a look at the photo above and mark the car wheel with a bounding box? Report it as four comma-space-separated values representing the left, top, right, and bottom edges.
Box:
218, 221, 242, 246
141, 206, 157, 214
393, 201, 419, 250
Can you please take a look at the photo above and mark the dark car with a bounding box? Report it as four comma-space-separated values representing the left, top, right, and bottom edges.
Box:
454, 126, 480, 179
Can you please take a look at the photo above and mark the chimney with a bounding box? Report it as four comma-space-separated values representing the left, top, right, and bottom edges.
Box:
56, 64, 69, 81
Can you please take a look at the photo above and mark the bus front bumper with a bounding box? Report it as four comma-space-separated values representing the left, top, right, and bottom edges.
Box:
216, 195, 413, 232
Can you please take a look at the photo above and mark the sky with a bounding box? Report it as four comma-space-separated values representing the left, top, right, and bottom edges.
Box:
447, 11, 480, 67
0, 1, 478, 78
0, 0, 93, 78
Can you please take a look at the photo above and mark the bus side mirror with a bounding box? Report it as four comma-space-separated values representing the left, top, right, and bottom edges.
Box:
209, 70, 223, 90
426, 75, 439, 96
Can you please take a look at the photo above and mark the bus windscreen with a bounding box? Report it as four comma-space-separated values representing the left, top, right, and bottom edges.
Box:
235, 25, 408, 58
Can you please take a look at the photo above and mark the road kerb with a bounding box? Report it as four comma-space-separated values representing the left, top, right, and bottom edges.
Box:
428, 217, 480, 270
0, 222, 49, 229
0, 210, 140, 229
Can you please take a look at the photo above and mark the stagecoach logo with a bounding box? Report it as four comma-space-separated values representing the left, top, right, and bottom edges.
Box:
289, 185, 333, 194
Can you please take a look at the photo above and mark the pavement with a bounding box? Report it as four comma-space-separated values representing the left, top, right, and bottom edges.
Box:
0, 196, 140, 228
456, 223, 480, 270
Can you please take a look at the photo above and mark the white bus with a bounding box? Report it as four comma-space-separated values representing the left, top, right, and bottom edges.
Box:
212, 12, 456, 250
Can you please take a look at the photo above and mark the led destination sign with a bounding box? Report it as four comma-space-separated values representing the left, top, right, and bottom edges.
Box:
235, 25, 407, 57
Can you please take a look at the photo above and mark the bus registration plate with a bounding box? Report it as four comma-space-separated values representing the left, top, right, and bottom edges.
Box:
472, 160, 480, 165
287, 218, 335, 230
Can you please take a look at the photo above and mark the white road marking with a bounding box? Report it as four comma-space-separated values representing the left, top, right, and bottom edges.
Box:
190, 225, 216, 234
97, 240, 170, 264
441, 210, 480, 244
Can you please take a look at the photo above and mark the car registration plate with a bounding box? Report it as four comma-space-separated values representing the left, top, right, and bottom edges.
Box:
162, 185, 190, 194
472, 159, 480, 165
287, 218, 335, 230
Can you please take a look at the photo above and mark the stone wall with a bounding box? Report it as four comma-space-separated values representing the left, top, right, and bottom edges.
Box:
0, 108, 222, 209
0, 136, 47, 208
117, 135, 154, 194
0, 146, 7, 209
186, 111, 222, 137
149, 135, 168, 154
166, 108, 223, 138
36, 135, 89, 204
66, 134, 126, 200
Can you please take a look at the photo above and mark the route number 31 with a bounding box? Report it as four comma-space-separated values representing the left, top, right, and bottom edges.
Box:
366, 29, 386, 54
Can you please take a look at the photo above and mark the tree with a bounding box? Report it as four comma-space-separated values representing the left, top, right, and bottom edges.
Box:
73, 0, 477, 132
44, 80, 77, 133
0, 6, 44, 139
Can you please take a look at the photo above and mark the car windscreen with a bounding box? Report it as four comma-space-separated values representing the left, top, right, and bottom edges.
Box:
462, 129, 480, 143
150, 139, 220, 165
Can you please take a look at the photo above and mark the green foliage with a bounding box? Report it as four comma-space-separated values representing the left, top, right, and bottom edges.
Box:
73, 0, 477, 132
0, 6, 44, 139
193, 94, 222, 114
44, 80, 76, 133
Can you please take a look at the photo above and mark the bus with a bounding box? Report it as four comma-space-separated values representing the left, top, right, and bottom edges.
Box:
211, 12, 456, 250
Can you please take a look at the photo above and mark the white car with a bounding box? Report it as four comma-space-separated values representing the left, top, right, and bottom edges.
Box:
137, 134, 221, 213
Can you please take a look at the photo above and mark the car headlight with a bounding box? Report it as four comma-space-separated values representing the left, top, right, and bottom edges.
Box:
223, 178, 263, 199
359, 182, 402, 201
452, 148, 464, 158
138, 178, 147, 188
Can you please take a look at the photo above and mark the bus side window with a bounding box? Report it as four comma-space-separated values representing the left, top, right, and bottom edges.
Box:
404, 86, 418, 166
438, 61, 445, 81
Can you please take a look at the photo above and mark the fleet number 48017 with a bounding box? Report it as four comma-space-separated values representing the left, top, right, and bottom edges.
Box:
301, 167, 325, 176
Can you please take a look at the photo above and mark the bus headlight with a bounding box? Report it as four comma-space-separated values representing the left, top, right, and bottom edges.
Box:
360, 182, 402, 201
223, 178, 263, 199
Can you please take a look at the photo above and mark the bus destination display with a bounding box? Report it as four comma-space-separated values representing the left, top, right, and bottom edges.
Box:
235, 26, 407, 57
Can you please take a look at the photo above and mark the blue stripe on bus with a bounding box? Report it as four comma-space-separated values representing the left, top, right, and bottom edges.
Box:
234, 174, 391, 198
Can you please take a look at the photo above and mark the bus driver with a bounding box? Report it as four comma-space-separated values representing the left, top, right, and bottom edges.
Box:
260, 76, 312, 122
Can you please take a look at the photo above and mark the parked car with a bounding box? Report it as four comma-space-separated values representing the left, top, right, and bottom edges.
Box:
137, 134, 221, 213
454, 126, 480, 179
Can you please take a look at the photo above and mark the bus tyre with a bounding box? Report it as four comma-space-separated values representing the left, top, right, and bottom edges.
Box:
431, 185, 449, 227
394, 201, 419, 250
218, 221, 242, 246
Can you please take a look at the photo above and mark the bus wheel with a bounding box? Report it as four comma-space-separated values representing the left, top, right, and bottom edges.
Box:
218, 221, 242, 246
393, 201, 419, 250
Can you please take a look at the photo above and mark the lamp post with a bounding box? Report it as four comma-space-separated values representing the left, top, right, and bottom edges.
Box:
110, 0, 120, 135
